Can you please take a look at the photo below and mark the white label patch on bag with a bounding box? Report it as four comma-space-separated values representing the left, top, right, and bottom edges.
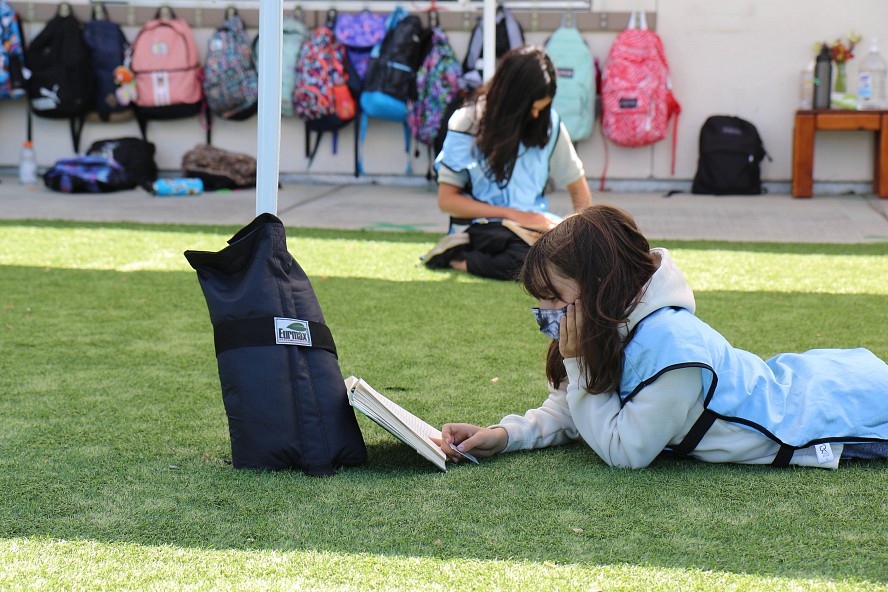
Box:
814, 443, 835, 465
274, 317, 312, 347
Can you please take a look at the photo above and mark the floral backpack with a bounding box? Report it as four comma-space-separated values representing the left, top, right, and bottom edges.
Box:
601, 11, 680, 172
203, 11, 259, 121
0, 0, 26, 101
407, 24, 461, 149
293, 25, 355, 166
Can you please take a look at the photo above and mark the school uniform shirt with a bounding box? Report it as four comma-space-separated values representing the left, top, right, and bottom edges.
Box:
495, 248, 873, 469
436, 101, 586, 198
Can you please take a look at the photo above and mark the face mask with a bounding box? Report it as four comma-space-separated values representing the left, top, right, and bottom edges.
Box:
532, 306, 568, 340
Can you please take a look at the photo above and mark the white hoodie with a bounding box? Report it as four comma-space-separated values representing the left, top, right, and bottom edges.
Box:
496, 248, 841, 469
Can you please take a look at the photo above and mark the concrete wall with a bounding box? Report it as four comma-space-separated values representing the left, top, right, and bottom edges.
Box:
1, 0, 886, 189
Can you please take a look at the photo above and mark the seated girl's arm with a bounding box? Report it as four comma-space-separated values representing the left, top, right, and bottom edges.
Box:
566, 176, 593, 212
564, 359, 703, 468
438, 182, 557, 231
550, 122, 592, 212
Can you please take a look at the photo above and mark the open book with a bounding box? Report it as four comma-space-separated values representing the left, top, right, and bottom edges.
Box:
502, 219, 545, 246
345, 376, 478, 471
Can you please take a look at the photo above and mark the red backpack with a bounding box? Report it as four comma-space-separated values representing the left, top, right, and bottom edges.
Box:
601, 11, 680, 174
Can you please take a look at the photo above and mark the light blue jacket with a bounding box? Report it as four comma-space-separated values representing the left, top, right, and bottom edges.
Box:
435, 110, 562, 220
621, 306, 888, 450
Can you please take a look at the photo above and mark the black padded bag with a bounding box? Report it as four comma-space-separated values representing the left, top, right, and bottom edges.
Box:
86, 137, 157, 190
184, 214, 367, 476
692, 115, 768, 195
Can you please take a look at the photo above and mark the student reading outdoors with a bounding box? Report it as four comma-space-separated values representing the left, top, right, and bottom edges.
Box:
437, 206, 888, 469
422, 46, 593, 281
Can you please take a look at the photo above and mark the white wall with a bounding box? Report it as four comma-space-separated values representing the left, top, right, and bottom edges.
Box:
1, 0, 886, 187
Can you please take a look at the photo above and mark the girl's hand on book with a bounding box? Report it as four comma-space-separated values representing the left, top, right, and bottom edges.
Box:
438, 423, 508, 461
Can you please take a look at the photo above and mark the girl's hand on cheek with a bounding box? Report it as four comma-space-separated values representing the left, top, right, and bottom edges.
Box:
559, 300, 582, 358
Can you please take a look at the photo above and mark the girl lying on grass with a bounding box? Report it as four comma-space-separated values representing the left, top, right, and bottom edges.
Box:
438, 205, 888, 469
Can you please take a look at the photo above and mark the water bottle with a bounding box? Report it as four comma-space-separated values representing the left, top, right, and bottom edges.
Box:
857, 38, 887, 110
799, 60, 814, 110
813, 44, 832, 109
18, 141, 38, 185
152, 177, 204, 197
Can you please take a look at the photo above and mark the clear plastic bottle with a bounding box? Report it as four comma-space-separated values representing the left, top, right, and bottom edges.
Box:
799, 60, 814, 109
857, 38, 887, 110
18, 141, 37, 185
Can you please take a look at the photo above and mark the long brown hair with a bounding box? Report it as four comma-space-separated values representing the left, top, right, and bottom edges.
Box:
519, 206, 658, 392
472, 46, 557, 187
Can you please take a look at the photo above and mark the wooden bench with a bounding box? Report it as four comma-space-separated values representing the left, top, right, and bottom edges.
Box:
792, 109, 888, 198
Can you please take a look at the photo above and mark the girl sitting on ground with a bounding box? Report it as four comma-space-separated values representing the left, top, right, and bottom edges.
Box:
423, 46, 593, 281
437, 205, 888, 468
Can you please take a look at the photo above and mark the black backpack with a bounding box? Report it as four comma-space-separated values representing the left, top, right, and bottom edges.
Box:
86, 137, 157, 190
362, 13, 429, 103
25, 5, 95, 150
692, 115, 769, 195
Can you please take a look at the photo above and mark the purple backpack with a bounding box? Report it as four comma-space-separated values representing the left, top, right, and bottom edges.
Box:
334, 10, 385, 94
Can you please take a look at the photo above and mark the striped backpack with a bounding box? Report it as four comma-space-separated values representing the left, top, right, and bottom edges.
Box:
601, 11, 680, 172
203, 11, 259, 121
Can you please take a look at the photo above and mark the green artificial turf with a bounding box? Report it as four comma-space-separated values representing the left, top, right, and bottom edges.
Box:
0, 220, 886, 591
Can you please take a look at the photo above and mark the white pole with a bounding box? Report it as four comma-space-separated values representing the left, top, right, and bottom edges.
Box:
483, 0, 496, 82
255, 0, 284, 216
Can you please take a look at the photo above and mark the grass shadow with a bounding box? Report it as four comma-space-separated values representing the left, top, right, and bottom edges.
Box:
3, 218, 887, 255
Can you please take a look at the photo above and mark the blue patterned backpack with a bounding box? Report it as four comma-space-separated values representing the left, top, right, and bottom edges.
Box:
203, 11, 259, 121
0, 0, 26, 101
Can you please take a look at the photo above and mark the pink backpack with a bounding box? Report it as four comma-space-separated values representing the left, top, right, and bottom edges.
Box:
601, 11, 680, 173
130, 13, 202, 116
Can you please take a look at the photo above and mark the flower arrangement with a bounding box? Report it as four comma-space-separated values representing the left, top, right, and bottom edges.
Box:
828, 32, 862, 93
829, 32, 861, 64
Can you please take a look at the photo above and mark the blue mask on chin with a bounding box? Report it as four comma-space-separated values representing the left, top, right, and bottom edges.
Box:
532, 306, 568, 340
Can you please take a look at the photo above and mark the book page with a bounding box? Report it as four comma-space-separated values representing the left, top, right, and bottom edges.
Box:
346, 377, 447, 470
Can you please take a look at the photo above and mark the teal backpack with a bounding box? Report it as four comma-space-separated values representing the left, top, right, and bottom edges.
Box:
545, 19, 595, 142
253, 13, 307, 117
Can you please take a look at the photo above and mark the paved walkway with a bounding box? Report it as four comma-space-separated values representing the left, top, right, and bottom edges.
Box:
1, 175, 888, 243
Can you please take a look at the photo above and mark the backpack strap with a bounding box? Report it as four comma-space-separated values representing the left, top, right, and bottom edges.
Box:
357, 111, 368, 176
669, 106, 680, 176
28, 103, 84, 152
500, 6, 524, 49
463, 19, 483, 72
69, 116, 85, 153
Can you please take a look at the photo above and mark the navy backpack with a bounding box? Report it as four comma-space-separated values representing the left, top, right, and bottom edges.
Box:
82, 3, 132, 122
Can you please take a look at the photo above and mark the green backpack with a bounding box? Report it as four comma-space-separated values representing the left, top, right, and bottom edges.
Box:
545, 21, 595, 142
